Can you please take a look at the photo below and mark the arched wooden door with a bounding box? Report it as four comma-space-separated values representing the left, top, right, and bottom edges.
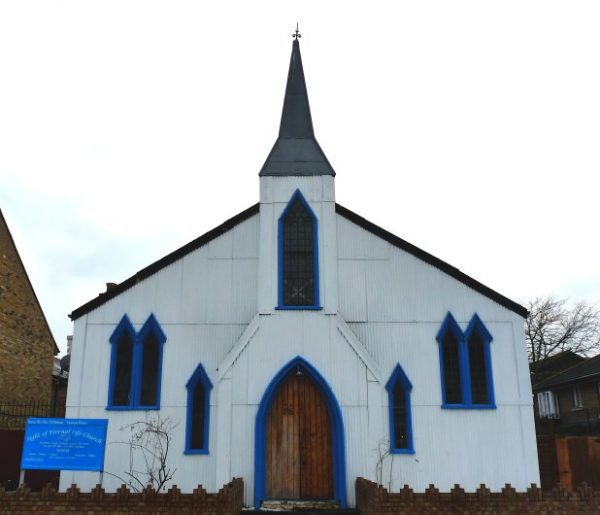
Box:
266, 371, 334, 500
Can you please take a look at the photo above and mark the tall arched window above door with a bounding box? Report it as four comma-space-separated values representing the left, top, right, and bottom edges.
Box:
385, 364, 414, 454
185, 363, 213, 454
277, 190, 320, 309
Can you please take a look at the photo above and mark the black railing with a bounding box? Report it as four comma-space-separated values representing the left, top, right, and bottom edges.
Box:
537, 407, 600, 436
0, 400, 65, 429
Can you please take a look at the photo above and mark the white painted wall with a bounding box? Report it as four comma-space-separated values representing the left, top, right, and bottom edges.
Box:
63, 180, 538, 507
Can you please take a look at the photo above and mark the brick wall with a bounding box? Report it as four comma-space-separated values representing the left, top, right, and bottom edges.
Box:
0, 210, 56, 405
355, 477, 600, 514
0, 478, 244, 514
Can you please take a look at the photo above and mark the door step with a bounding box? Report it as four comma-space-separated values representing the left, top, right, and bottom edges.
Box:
257, 499, 348, 512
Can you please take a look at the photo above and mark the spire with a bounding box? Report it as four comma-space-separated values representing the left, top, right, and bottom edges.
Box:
259, 29, 335, 177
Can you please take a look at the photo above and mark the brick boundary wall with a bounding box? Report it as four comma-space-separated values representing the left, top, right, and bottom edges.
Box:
0, 478, 243, 514
356, 477, 600, 514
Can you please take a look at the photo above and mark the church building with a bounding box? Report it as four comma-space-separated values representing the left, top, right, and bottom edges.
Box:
62, 33, 539, 508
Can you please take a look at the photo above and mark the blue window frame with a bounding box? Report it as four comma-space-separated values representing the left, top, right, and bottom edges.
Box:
185, 363, 213, 454
107, 314, 166, 410
436, 312, 495, 409
385, 364, 414, 454
276, 189, 321, 310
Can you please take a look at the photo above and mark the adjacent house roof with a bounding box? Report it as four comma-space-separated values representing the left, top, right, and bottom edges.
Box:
259, 37, 335, 177
530, 350, 586, 386
533, 354, 600, 391
70, 203, 528, 320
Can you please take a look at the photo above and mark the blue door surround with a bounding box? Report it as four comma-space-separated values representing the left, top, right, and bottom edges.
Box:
254, 356, 347, 508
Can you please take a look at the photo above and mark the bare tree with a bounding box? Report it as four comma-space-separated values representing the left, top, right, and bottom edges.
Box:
526, 296, 600, 367
106, 414, 177, 492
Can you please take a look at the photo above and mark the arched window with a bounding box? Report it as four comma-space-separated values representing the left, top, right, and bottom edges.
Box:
185, 363, 213, 454
278, 190, 320, 309
437, 313, 464, 406
464, 314, 495, 407
137, 314, 167, 408
109, 316, 136, 407
436, 312, 495, 409
107, 314, 166, 410
385, 364, 414, 453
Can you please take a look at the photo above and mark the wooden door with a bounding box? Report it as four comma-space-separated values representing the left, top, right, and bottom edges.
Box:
266, 372, 334, 500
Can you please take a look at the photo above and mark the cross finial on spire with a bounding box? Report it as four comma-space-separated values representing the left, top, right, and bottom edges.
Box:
293, 22, 301, 40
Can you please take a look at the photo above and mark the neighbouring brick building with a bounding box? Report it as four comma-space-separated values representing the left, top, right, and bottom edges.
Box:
533, 353, 600, 436
0, 208, 58, 405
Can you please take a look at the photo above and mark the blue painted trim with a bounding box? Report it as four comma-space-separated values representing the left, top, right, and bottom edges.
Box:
385, 364, 414, 454
464, 313, 496, 408
441, 403, 496, 410
436, 312, 464, 407
254, 356, 346, 509
274, 306, 322, 311
106, 314, 166, 410
185, 363, 213, 454
277, 190, 321, 309
136, 314, 167, 409
436, 312, 496, 409
107, 315, 137, 409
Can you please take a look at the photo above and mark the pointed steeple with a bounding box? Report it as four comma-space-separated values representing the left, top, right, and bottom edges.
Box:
259, 32, 335, 177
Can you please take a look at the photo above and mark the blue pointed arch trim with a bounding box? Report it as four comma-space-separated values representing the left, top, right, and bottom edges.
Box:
107, 313, 167, 410
436, 312, 496, 409
184, 363, 213, 454
464, 313, 495, 408
276, 189, 321, 310
254, 356, 346, 508
385, 364, 414, 454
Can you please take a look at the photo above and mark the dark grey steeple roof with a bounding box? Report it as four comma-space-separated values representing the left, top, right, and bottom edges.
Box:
259, 38, 335, 177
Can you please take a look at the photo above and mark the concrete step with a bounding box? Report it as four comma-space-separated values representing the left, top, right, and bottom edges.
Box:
244, 499, 357, 514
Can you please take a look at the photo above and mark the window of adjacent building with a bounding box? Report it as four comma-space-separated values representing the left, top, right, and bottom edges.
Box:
537, 390, 559, 419
572, 385, 583, 409
108, 314, 166, 410
386, 364, 414, 454
278, 190, 320, 309
185, 364, 213, 454
437, 313, 495, 409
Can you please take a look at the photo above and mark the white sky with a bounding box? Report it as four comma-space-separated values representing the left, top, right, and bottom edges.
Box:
1, 1, 599, 356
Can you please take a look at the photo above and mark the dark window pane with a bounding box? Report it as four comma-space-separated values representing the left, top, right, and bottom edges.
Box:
282, 198, 314, 306
468, 333, 489, 404
392, 382, 408, 449
442, 332, 462, 404
190, 382, 206, 449
140, 333, 159, 406
113, 332, 133, 406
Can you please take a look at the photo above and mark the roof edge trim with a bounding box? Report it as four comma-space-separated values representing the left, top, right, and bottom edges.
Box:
69, 203, 260, 321
335, 203, 528, 318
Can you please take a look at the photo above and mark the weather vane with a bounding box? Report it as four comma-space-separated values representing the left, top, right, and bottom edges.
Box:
293, 22, 301, 40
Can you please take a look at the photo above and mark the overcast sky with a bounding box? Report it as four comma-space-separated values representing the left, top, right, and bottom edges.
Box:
1, 1, 599, 355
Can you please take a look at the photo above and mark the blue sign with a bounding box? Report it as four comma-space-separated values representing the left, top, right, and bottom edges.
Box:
21, 418, 108, 471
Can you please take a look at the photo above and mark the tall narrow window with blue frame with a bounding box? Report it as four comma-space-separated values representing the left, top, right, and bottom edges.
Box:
185, 363, 213, 454
277, 190, 320, 309
107, 314, 166, 410
385, 364, 414, 454
436, 312, 495, 409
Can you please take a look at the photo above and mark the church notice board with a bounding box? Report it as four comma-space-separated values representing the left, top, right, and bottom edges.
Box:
21, 418, 108, 471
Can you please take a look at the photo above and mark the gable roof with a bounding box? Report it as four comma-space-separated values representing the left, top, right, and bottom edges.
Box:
0, 209, 59, 354
69, 203, 260, 321
533, 354, 600, 391
70, 202, 527, 320
530, 350, 586, 385
335, 204, 528, 317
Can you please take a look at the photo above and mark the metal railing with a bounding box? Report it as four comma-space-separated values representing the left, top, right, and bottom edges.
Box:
0, 400, 65, 429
